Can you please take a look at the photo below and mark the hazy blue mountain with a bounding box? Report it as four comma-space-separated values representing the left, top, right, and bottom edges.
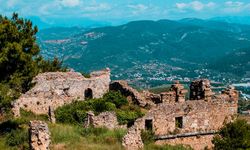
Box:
38, 19, 250, 86
210, 16, 250, 25
37, 27, 88, 40
29, 16, 111, 29
179, 18, 250, 33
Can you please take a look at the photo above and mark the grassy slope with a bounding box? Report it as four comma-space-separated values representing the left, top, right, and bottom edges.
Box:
0, 111, 191, 150
50, 124, 125, 150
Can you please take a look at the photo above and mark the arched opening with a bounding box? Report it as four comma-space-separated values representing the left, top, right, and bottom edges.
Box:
85, 88, 93, 99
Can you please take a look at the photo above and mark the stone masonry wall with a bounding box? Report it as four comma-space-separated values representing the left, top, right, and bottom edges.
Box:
29, 120, 51, 150
12, 68, 110, 117
84, 111, 125, 129
155, 135, 214, 150
110, 80, 150, 107
190, 79, 214, 101
122, 86, 238, 150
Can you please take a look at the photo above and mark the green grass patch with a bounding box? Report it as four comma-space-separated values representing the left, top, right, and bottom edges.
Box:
49, 123, 126, 150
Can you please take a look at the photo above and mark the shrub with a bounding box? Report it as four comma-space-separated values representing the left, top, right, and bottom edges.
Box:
0, 120, 20, 135
55, 91, 145, 126
5, 129, 29, 149
103, 91, 128, 108
116, 105, 144, 125
91, 100, 116, 113
212, 119, 250, 150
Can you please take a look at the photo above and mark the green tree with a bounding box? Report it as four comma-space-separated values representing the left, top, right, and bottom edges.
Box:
0, 13, 65, 111
212, 119, 250, 150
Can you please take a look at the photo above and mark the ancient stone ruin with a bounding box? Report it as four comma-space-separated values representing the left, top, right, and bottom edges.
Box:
12, 68, 110, 117
110, 80, 149, 107
84, 111, 125, 129
122, 79, 238, 150
11, 68, 239, 150
29, 120, 51, 150
190, 79, 214, 101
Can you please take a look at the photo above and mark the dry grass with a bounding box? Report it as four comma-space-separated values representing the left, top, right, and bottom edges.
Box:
238, 114, 250, 124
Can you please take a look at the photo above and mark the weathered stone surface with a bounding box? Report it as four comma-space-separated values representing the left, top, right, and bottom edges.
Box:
110, 80, 148, 107
122, 81, 238, 150
156, 134, 214, 150
122, 126, 143, 150
190, 79, 214, 101
29, 120, 51, 150
12, 68, 110, 117
143, 90, 161, 104
169, 80, 188, 103
221, 85, 239, 102
84, 111, 124, 129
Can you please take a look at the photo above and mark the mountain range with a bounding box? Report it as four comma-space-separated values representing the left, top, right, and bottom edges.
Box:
37, 18, 250, 87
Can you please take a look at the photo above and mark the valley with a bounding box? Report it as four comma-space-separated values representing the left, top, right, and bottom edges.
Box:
37, 19, 250, 90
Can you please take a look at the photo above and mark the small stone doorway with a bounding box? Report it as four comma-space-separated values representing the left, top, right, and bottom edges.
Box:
85, 88, 93, 99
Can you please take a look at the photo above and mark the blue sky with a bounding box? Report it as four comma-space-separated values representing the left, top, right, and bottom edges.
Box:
1, 0, 250, 25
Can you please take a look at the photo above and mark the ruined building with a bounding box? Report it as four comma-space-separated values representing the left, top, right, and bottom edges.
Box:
12, 68, 110, 117
122, 79, 239, 150
11, 68, 239, 150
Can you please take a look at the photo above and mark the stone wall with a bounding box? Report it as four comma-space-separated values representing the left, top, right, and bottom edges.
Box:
190, 79, 214, 101
29, 120, 51, 150
162, 80, 188, 103
12, 68, 110, 117
122, 126, 143, 150
84, 111, 125, 129
110, 80, 150, 107
156, 134, 214, 150
122, 85, 238, 150
110, 80, 188, 107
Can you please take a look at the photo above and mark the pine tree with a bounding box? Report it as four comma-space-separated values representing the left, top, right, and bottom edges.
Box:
0, 13, 65, 110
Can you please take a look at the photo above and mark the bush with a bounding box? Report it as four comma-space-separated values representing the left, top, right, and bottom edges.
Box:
103, 91, 128, 108
55, 91, 145, 125
0, 120, 20, 135
212, 119, 250, 150
116, 105, 144, 125
5, 129, 29, 149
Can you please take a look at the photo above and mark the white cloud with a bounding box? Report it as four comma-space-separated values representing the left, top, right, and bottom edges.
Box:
83, 3, 111, 11
176, 1, 216, 11
225, 1, 244, 7
223, 1, 250, 13
127, 4, 149, 15
176, 3, 187, 9
128, 4, 148, 11
60, 0, 80, 7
